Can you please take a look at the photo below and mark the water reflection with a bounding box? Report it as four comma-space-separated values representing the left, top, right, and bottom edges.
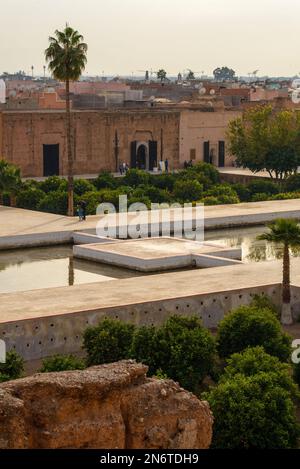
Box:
205, 226, 300, 263
0, 245, 146, 294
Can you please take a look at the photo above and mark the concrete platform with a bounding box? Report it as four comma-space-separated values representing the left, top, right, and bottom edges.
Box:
73, 237, 242, 272
1, 256, 300, 325
1, 199, 300, 250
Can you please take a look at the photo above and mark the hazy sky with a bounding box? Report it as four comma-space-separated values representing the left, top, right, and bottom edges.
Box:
0, 0, 299, 77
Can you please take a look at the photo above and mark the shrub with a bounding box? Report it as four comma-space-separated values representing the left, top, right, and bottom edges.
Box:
127, 196, 151, 209
201, 184, 240, 205
178, 170, 212, 190
293, 362, 300, 386
271, 192, 300, 201
247, 180, 279, 196
216, 194, 239, 204
217, 305, 291, 361
173, 179, 203, 202
205, 372, 299, 448
81, 191, 102, 215
16, 187, 45, 211
83, 319, 136, 367
201, 196, 220, 206
40, 176, 67, 193
74, 179, 95, 196
40, 354, 85, 373
0, 350, 24, 382
251, 192, 270, 202
133, 185, 172, 204
93, 171, 117, 190
130, 316, 216, 391
151, 173, 176, 191
221, 347, 298, 397
285, 173, 300, 192
205, 183, 238, 199
37, 190, 68, 215
123, 169, 150, 187
250, 294, 279, 319
232, 183, 251, 202
191, 162, 220, 184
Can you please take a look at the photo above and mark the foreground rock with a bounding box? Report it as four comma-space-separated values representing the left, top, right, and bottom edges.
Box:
0, 360, 213, 449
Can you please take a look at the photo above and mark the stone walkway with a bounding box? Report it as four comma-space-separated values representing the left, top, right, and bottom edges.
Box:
1, 198, 300, 243
0, 257, 300, 324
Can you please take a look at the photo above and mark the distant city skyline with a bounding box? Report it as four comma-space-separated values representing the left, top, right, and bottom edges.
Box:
1, 0, 300, 77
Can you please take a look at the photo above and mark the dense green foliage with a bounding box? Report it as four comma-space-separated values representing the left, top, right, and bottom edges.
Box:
131, 316, 216, 391
206, 372, 299, 448
293, 362, 300, 386
217, 304, 291, 361
83, 316, 216, 392
4, 159, 300, 216
205, 346, 300, 449
221, 347, 298, 397
83, 319, 136, 367
0, 159, 21, 204
40, 354, 85, 373
227, 105, 300, 179
0, 350, 24, 383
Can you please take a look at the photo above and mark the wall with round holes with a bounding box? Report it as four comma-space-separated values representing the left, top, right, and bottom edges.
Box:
0, 283, 295, 363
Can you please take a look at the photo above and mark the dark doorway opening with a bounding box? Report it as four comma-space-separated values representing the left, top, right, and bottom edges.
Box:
218, 141, 225, 167
204, 141, 210, 163
43, 144, 59, 177
149, 140, 157, 170
136, 145, 147, 170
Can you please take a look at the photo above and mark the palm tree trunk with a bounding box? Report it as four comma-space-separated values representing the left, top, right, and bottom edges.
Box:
282, 242, 291, 304
281, 241, 293, 325
66, 78, 74, 217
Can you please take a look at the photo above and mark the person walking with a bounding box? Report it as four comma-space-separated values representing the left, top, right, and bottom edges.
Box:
119, 162, 124, 175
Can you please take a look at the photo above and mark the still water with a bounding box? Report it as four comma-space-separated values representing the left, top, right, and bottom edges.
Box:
0, 245, 146, 294
205, 225, 284, 263
0, 226, 291, 294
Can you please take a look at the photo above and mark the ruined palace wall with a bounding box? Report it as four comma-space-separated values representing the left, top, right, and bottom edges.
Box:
0, 110, 180, 177
179, 108, 241, 166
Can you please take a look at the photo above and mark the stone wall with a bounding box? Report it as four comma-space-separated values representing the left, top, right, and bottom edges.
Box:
0, 106, 242, 177
179, 108, 241, 167
0, 360, 213, 449
0, 283, 289, 362
0, 109, 180, 177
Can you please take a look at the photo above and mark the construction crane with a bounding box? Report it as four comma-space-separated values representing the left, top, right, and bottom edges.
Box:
137, 69, 158, 81
248, 70, 259, 80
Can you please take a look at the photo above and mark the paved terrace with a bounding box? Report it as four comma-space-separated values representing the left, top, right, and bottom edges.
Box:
1, 198, 300, 249
0, 257, 300, 325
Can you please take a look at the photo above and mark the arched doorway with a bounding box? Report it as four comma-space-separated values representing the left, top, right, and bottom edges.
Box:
136, 144, 147, 170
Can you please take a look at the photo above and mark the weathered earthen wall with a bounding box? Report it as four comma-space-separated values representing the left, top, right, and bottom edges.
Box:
0, 110, 180, 177
0, 361, 213, 449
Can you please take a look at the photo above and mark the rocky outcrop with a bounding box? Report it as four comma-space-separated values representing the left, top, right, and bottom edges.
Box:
0, 360, 213, 449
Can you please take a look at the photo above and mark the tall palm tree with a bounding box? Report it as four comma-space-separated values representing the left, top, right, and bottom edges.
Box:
0, 159, 21, 206
258, 218, 300, 325
45, 25, 87, 216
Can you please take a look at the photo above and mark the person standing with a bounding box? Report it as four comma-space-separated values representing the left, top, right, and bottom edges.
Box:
119, 162, 124, 175
77, 203, 84, 221
165, 158, 169, 173
81, 200, 87, 221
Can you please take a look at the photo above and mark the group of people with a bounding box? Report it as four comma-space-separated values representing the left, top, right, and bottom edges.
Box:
119, 162, 130, 175
183, 160, 194, 169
